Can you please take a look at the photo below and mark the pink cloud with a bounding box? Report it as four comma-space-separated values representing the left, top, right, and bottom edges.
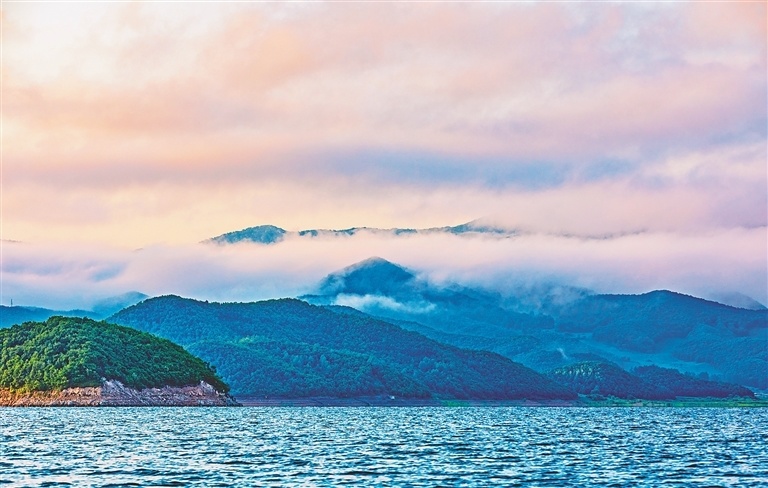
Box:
7, 2, 762, 158
2, 2, 765, 247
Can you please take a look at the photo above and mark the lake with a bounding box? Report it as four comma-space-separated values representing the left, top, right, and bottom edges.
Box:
1, 407, 766, 486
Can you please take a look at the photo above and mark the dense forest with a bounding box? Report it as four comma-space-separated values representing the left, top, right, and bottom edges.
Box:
547, 361, 754, 400
111, 296, 575, 400
632, 365, 754, 398
0, 316, 228, 393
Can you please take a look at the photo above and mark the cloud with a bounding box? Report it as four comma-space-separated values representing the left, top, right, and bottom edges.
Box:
5, 3, 764, 194
3, 162, 765, 248
2, 228, 765, 311
334, 294, 436, 315
2, 2, 764, 304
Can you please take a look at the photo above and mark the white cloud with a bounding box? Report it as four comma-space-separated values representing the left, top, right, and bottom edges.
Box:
2, 227, 765, 311
334, 294, 436, 315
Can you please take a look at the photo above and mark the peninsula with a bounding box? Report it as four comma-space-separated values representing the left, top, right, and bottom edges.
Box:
0, 316, 238, 406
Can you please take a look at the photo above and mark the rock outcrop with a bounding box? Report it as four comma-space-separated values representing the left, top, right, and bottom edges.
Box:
0, 380, 240, 407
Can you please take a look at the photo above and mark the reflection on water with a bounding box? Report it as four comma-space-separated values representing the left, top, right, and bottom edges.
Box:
1, 407, 766, 487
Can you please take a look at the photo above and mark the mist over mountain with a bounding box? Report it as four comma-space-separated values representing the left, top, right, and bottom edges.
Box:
317, 257, 418, 297
5, 250, 764, 399
204, 221, 515, 245
91, 292, 149, 317
304, 258, 768, 390
554, 291, 768, 389
303, 257, 557, 339
703, 292, 767, 311
6, 222, 765, 314
106, 290, 760, 401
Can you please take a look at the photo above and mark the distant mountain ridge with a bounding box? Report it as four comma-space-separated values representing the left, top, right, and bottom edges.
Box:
0, 292, 148, 328
204, 221, 515, 245
1, 305, 94, 328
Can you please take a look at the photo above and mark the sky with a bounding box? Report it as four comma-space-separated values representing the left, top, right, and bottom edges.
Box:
2, 1, 767, 309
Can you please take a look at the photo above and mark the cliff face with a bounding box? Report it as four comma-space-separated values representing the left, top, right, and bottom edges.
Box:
0, 380, 240, 407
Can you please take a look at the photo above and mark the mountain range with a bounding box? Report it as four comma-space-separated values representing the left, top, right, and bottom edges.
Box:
302, 258, 768, 390
108, 294, 756, 401
110, 295, 575, 400
2, 253, 765, 399
204, 222, 764, 311
204, 221, 515, 245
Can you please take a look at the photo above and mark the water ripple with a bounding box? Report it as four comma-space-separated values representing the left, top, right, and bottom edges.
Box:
0, 407, 766, 487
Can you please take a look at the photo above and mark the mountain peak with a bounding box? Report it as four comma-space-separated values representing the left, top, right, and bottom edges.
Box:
340, 257, 415, 279
91, 291, 149, 316
206, 225, 287, 245
318, 257, 416, 296
349, 256, 404, 269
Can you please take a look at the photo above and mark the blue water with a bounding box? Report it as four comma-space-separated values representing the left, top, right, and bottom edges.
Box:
1, 407, 766, 487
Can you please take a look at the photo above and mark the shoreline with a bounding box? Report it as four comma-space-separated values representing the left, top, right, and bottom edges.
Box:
3, 392, 764, 408
235, 396, 768, 408
0, 381, 238, 407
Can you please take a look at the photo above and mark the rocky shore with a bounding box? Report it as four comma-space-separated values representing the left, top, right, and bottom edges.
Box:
0, 380, 240, 407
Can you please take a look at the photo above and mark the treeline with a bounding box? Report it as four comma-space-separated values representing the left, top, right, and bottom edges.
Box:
0, 316, 228, 393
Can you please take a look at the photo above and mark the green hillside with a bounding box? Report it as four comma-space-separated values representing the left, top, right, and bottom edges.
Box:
0, 316, 228, 393
110, 296, 575, 400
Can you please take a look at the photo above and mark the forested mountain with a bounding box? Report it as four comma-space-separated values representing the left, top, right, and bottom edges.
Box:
706, 291, 767, 311
110, 296, 575, 400
0, 316, 227, 393
90, 292, 149, 317
555, 291, 768, 388
304, 259, 767, 389
6, 256, 764, 397
556, 290, 766, 350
